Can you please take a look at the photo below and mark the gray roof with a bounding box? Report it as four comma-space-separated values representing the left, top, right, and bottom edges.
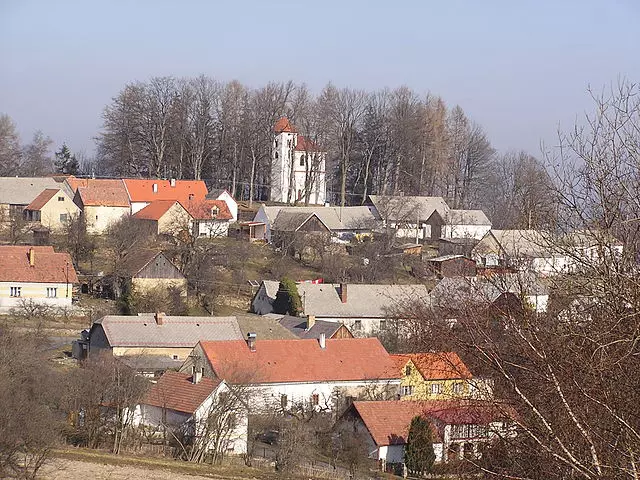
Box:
490, 230, 554, 257
0, 177, 69, 205
297, 283, 431, 318
93, 315, 243, 347
272, 211, 327, 232
236, 314, 298, 340
447, 209, 491, 226
278, 315, 346, 339
118, 355, 183, 371
428, 254, 466, 262
368, 195, 450, 222
261, 205, 377, 231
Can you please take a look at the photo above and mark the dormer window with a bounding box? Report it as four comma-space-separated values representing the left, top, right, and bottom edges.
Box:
152, 183, 158, 193
405, 365, 412, 376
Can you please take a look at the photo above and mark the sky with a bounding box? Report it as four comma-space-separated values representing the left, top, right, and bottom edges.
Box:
1, 0, 639, 159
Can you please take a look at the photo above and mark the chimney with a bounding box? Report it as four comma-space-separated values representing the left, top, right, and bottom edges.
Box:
28, 247, 35, 267
152, 183, 158, 193
192, 365, 203, 384
340, 283, 348, 303
155, 312, 165, 325
247, 332, 257, 352
319, 333, 326, 349
306, 314, 316, 330
170, 178, 176, 187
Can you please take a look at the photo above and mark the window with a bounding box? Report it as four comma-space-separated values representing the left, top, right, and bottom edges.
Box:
58, 196, 64, 202
401, 385, 413, 396
299, 154, 306, 167
172, 354, 179, 360
431, 383, 442, 395
354, 320, 362, 330
275, 152, 279, 159
95, 215, 98, 221
453, 382, 464, 395
379, 319, 386, 330
405, 365, 412, 376
46, 287, 57, 298
311, 394, 319, 406
10, 286, 21, 297
59, 213, 68, 223
280, 394, 288, 409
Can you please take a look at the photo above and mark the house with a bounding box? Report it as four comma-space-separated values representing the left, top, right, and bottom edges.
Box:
442, 210, 492, 240
254, 204, 377, 243
343, 400, 515, 470
132, 200, 192, 236
391, 352, 489, 400
271, 117, 326, 204
181, 336, 401, 413
230, 221, 267, 242
294, 282, 431, 335
560, 229, 624, 272
270, 211, 331, 251
277, 314, 354, 340
69, 178, 131, 234
23, 187, 80, 232
250, 280, 280, 315
133, 370, 247, 455
0, 245, 78, 313
206, 189, 238, 222
113, 250, 187, 299
183, 199, 233, 238
87, 313, 243, 366
472, 230, 569, 276
0, 176, 71, 222
122, 178, 208, 214
428, 255, 477, 278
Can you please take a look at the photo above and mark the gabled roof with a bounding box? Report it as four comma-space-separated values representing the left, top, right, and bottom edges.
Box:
25, 189, 60, 211
296, 283, 430, 319
278, 315, 347, 340
0, 177, 68, 205
274, 117, 297, 134
93, 315, 243, 348
123, 179, 208, 204
368, 195, 450, 222
260, 205, 376, 231
142, 370, 222, 414
236, 314, 298, 340
132, 200, 183, 221
76, 182, 130, 207
65, 177, 125, 193
272, 211, 330, 232
391, 352, 472, 380
350, 400, 514, 447
0, 246, 78, 283
260, 280, 281, 300
489, 230, 553, 258
183, 199, 233, 221
118, 250, 184, 279
448, 209, 491, 226
199, 337, 399, 384
295, 135, 324, 153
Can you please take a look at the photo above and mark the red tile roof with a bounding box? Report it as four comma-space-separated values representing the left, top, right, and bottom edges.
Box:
123, 179, 208, 204
76, 184, 130, 207
183, 199, 233, 221
391, 352, 472, 380
200, 338, 399, 384
0, 246, 79, 283
274, 117, 297, 134
25, 189, 59, 211
132, 200, 183, 221
351, 400, 514, 446
142, 370, 221, 414
65, 177, 127, 193
295, 135, 324, 153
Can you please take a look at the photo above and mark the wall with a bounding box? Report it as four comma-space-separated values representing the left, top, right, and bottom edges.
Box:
317, 316, 386, 336
38, 190, 80, 232
112, 346, 194, 360
216, 191, 238, 222
132, 278, 187, 297
85, 205, 130, 235
157, 202, 191, 235
291, 150, 326, 205
0, 281, 72, 313
442, 224, 491, 240
130, 201, 149, 214
195, 219, 229, 238
251, 283, 275, 315
253, 206, 272, 242
398, 360, 474, 401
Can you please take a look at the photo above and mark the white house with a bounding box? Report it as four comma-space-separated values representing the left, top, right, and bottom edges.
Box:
181, 336, 401, 413
183, 199, 233, 238
344, 400, 515, 471
133, 370, 247, 455
206, 189, 238, 222
270, 117, 326, 205
24, 187, 80, 232
0, 246, 78, 313
122, 178, 208, 215
69, 178, 131, 235
442, 210, 492, 240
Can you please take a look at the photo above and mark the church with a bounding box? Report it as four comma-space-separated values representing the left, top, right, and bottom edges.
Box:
270, 117, 326, 205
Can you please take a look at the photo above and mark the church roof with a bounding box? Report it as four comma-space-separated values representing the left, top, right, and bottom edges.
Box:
274, 117, 297, 134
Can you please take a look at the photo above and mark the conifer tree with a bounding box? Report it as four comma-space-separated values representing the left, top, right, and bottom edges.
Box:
404, 415, 436, 475
54, 142, 79, 174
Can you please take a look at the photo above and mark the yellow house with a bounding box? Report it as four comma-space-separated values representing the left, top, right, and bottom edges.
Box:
391, 352, 475, 401
24, 188, 80, 232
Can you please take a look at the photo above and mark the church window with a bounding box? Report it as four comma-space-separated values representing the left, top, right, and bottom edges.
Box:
275, 152, 279, 159
299, 155, 306, 167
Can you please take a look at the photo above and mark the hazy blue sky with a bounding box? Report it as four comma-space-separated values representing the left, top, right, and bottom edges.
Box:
1, 0, 639, 158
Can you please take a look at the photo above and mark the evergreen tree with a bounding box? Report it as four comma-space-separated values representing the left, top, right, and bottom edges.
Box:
272, 277, 302, 316
404, 415, 436, 475
54, 142, 79, 174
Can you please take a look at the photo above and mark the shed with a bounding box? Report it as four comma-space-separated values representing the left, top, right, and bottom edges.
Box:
116, 250, 187, 298
428, 255, 477, 278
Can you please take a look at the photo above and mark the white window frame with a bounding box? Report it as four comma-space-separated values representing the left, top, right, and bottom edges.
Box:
401, 385, 413, 396
46, 287, 57, 298
10, 286, 21, 297
431, 383, 442, 395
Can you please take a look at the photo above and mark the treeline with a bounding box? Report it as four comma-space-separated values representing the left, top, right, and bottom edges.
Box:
95, 77, 556, 227
0, 114, 55, 177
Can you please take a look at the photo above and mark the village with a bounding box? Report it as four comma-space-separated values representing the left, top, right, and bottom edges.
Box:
0, 111, 631, 480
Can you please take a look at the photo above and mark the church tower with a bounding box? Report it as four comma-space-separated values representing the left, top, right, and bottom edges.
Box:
270, 117, 326, 204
